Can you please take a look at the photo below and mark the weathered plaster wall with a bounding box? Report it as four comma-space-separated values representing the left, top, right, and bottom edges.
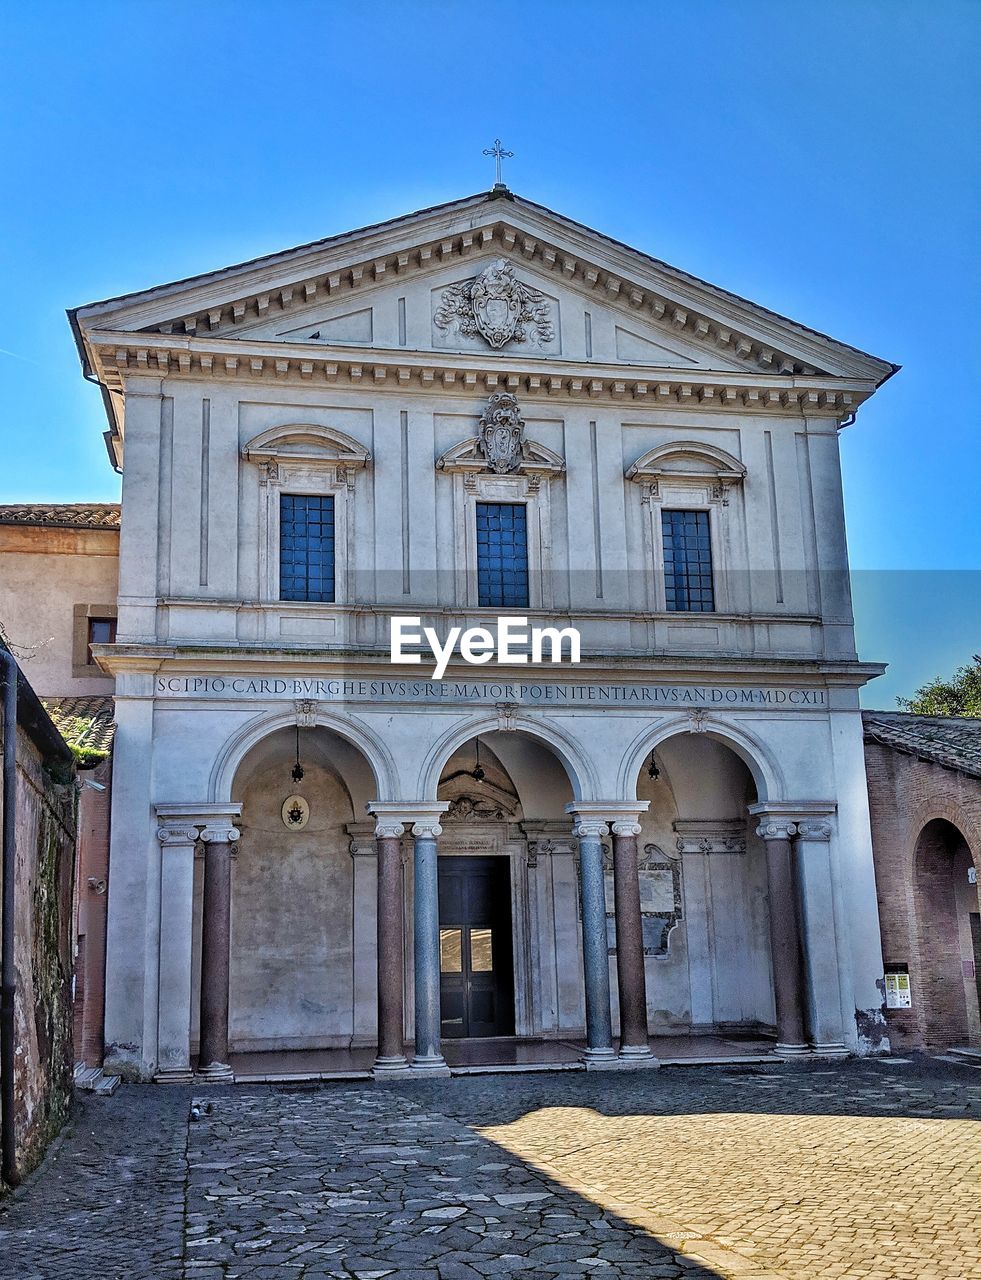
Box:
1, 708, 76, 1182
0, 525, 118, 697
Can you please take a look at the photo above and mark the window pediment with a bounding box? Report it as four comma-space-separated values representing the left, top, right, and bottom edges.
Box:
242, 422, 372, 469
625, 440, 745, 486
437, 436, 565, 477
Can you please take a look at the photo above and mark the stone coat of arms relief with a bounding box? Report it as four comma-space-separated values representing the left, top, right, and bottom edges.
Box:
434, 258, 554, 350
477, 391, 526, 474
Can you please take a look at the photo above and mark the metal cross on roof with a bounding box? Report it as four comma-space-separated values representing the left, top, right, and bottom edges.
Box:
483, 138, 513, 189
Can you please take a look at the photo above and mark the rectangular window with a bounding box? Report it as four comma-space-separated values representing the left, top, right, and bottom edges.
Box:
280, 494, 335, 603
662, 509, 715, 612
86, 616, 117, 664
476, 502, 529, 608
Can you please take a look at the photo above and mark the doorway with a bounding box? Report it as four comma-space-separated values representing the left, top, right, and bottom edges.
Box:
438, 857, 515, 1038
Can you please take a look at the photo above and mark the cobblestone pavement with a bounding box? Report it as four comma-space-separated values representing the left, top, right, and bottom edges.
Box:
0, 1057, 979, 1279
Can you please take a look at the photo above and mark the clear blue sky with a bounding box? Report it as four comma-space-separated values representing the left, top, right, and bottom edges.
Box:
1, 0, 978, 706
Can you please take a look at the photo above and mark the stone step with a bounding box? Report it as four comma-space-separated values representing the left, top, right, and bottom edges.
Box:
74, 1062, 121, 1095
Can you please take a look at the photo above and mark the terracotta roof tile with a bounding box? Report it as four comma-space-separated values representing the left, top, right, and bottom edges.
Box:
0, 503, 120, 530
863, 711, 981, 781
43, 695, 116, 759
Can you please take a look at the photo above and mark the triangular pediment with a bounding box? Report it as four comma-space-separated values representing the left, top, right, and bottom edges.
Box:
209, 252, 755, 372
71, 190, 897, 391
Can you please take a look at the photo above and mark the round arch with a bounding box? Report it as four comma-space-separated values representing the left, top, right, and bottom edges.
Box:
904, 799, 978, 877
209, 708, 398, 803
617, 715, 785, 802
417, 713, 596, 802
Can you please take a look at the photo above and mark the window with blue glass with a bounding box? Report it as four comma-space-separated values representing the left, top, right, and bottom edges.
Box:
476, 502, 529, 608
279, 494, 335, 602
661, 509, 715, 612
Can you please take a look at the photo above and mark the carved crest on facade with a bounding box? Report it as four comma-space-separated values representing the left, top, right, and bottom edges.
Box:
445, 795, 508, 822
477, 391, 525, 474
434, 259, 554, 350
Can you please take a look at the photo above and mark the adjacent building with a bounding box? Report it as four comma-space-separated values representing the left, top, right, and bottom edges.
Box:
864, 712, 981, 1052
0, 504, 119, 1069
68, 187, 899, 1082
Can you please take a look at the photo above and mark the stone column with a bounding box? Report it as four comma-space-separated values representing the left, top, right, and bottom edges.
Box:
198, 821, 239, 1081
794, 818, 847, 1054
756, 818, 808, 1055
611, 820, 655, 1060
569, 814, 615, 1063
408, 807, 450, 1075
374, 819, 409, 1073
154, 821, 199, 1082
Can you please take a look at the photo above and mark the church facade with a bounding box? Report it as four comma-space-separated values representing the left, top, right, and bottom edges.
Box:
70, 188, 897, 1081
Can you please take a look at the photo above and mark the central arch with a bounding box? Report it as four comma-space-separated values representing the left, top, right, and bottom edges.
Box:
418, 712, 596, 802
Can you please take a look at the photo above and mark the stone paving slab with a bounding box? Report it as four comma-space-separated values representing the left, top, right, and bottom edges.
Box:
0, 1057, 979, 1279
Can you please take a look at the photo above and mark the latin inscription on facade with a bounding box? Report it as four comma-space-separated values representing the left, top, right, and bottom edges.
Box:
154, 675, 828, 708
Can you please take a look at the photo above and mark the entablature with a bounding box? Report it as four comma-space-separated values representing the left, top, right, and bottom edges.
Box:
90, 329, 872, 418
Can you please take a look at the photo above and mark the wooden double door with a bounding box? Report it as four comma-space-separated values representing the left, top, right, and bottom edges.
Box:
438, 856, 515, 1039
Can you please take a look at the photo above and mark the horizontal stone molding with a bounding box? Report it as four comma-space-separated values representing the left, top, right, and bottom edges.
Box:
88, 326, 872, 418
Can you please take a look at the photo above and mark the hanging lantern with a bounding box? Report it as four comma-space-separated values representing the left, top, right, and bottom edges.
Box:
471, 738, 486, 783
647, 751, 660, 782
291, 721, 304, 784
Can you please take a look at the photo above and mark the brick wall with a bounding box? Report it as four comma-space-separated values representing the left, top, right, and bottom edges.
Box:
864, 741, 981, 1049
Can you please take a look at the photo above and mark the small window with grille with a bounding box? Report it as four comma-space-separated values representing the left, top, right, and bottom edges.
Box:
661, 509, 715, 612
280, 494, 335, 603
476, 502, 529, 609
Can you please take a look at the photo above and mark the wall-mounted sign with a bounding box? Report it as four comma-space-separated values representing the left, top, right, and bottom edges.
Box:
282, 795, 310, 830
884, 966, 912, 1009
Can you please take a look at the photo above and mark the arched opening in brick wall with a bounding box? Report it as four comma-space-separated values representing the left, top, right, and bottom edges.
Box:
913, 819, 981, 1048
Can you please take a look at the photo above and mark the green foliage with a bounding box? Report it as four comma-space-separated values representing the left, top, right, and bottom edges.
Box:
897, 653, 981, 717
68, 743, 108, 770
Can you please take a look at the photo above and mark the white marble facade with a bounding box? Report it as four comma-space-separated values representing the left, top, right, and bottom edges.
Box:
71, 188, 897, 1079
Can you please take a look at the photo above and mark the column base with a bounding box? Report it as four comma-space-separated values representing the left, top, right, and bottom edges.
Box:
372, 1054, 411, 1079
153, 1067, 194, 1084
410, 1053, 451, 1078
197, 1061, 235, 1083
618, 1043, 659, 1066
810, 1042, 850, 1058
583, 1046, 617, 1070
772, 1042, 811, 1059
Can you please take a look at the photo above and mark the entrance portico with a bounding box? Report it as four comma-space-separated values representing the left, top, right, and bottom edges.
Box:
95, 648, 891, 1084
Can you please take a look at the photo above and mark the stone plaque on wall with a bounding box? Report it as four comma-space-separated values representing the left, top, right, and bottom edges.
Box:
600, 845, 682, 956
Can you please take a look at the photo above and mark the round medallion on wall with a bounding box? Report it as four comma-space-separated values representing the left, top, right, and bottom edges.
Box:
282, 795, 310, 830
